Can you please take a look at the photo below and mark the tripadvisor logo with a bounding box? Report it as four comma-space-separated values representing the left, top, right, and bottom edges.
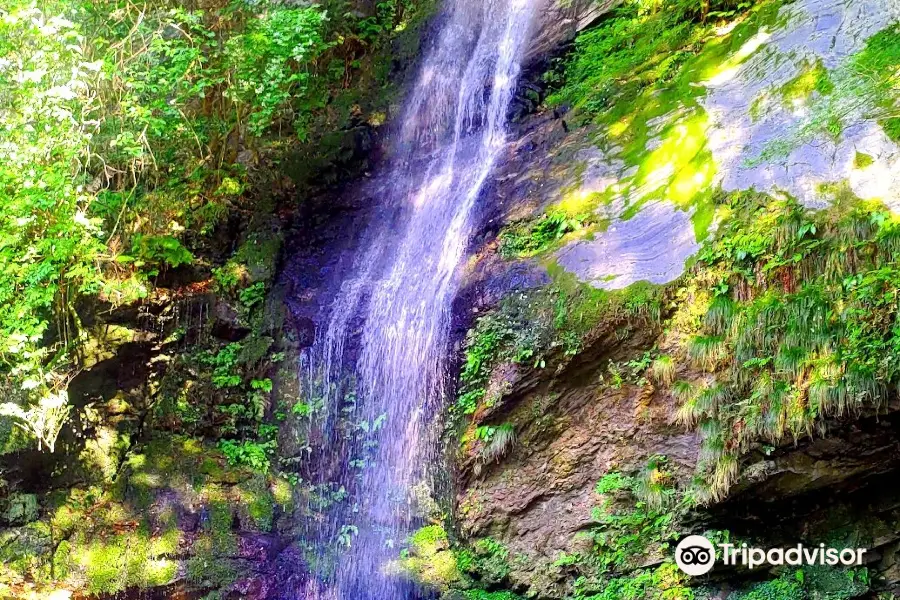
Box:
675, 535, 716, 576
674, 535, 868, 576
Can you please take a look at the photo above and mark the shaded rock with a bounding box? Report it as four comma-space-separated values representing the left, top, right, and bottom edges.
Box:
1, 494, 38, 526
287, 314, 317, 350
455, 318, 697, 596
212, 300, 251, 341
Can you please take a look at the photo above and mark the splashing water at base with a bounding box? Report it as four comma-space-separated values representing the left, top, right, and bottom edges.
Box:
298, 0, 539, 598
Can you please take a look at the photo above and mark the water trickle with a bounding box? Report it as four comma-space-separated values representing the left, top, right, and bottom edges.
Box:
298, 0, 539, 597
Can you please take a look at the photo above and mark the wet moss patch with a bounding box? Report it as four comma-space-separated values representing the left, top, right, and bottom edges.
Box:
0, 434, 292, 597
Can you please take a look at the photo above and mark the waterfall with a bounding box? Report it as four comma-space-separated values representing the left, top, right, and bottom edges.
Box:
299, 0, 538, 597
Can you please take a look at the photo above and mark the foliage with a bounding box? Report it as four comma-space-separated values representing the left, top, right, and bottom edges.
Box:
219, 436, 276, 474
548, 1, 703, 118
0, 5, 106, 438
547, 0, 766, 120
552, 460, 695, 600
476, 423, 517, 464
587, 466, 679, 574
498, 212, 592, 259
223, 7, 330, 138
649, 355, 676, 386
464, 592, 522, 600
572, 562, 693, 600
455, 271, 664, 419
726, 566, 870, 600
0, 389, 70, 453
0, 436, 288, 596
665, 189, 900, 500
0, 0, 435, 451
851, 24, 900, 142
732, 572, 805, 600
125, 235, 194, 276
595, 472, 632, 495
200, 343, 244, 390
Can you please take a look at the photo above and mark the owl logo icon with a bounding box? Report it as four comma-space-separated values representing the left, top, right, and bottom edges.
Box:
675, 535, 715, 576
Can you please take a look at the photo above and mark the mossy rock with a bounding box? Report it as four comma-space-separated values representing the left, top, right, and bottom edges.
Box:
2, 493, 39, 525
398, 525, 468, 592
236, 474, 275, 532
0, 522, 53, 580
12, 434, 288, 597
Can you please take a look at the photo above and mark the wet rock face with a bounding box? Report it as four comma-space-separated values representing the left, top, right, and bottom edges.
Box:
454, 320, 699, 595
556, 194, 701, 290
451, 1, 900, 597
703, 0, 900, 208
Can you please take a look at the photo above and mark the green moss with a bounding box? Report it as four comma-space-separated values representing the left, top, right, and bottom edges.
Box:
780, 59, 834, 106
186, 535, 239, 589
547, 0, 718, 121
454, 268, 665, 418
397, 525, 465, 591
46, 481, 182, 594
409, 524, 449, 555
272, 477, 294, 510
0, 418, 32, 456
240, 474, 276, 532
853, 151, 874, 169
11, 434, 284, 595
53, 539, 71, 579
0, 521, 53, 580
850, 24, 900, 143
78, 425, 131, 484
463, 592, 522, 600
69, 523, 178, 595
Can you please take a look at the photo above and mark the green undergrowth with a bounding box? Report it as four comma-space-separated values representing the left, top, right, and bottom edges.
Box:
454, 267, 665, 420
394, 524, 520, 597
551, 457, 698, 600
547, 0, 777, 122
0, 435, 291, 597
498, 211, 602, 259
723, 565, 870, 600
461, 592, 522, 600
663, 187, 900, 500
410, 459, 698, 600
150, 198, 286, 473
436, 458, 871, 600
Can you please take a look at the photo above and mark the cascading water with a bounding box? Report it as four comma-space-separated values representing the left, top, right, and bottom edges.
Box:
299, 0, 538, 597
